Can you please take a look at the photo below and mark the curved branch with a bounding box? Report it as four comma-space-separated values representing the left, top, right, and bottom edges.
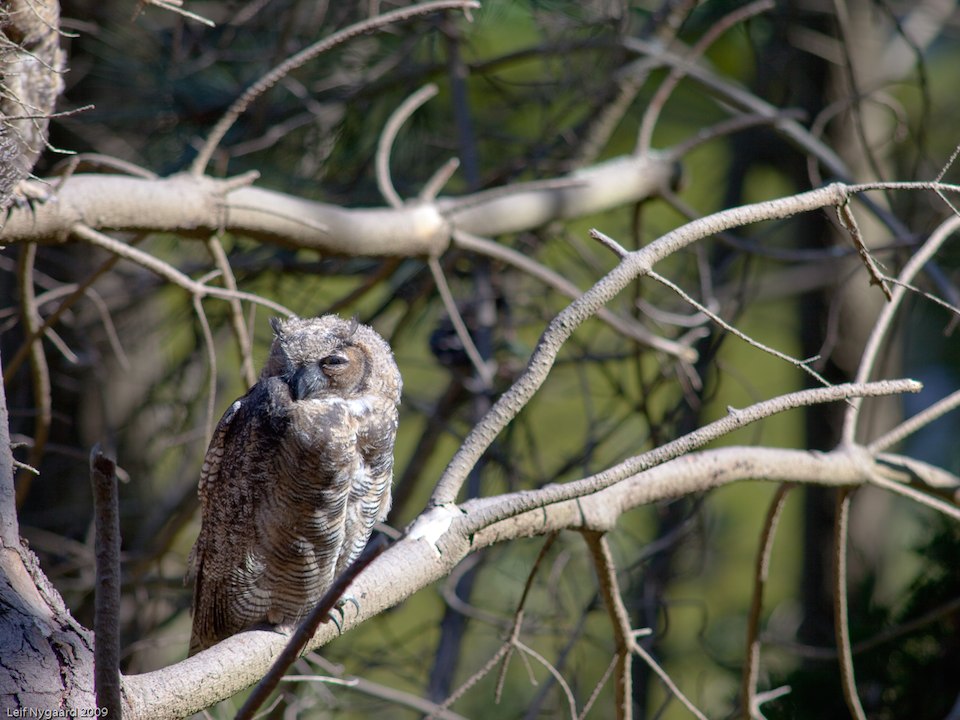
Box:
439, 153, 677, 237
431, 183, 856, 505
190, 1, 478, 175
377, 84, 439, 208
15, 243, 50, 505
834, 489, 868, 720
70, 224, 296, 317
636, 0, 775, 155
844, 213, 960, 443
456, 380, 920, 534
742, 484, 793, 718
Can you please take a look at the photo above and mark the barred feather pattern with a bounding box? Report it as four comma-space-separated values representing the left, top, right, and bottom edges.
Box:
187, 316, 401, 655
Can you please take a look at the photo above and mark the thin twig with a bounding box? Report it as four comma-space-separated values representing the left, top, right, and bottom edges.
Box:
428, 256, 495, 389
630, 640, 709, 720
204, 235, 255, 386
494, 533, 558, 701
90, 447, 122, 720
425, 644, 511, 720
377, 84, 439, 208
935, 140, 960, 183
14, 243, 50, 507
636, 0, 775, 155
293, 662, 470, 720
579, 655, 620, 720
421, 158, 461, 201
514, 640, 579, 720
836, 201, 892, 300
191, 294, 218, 447
882, 276, 960, 320
867, 471, 960, 521
669, 109, 808, 158
576, 56, 659, 167
833, 489, 867, 720
589, 228, 629, 258
742, 484, 793, 719
50, 152, 158, 179
625, 36, 847, 178
647, 269, 833, 388
135, 0, 214, 26
582, 531, 633, 720
428, 534, 560, 719
191, 1, 478, 175
71, 223, 296, 316
1, 253, 124, 382
750, 687, 792, 718
843, 213, 960, 443
583, 531, 709, 720
452, 229, 697, 360
869, 388, 960, 452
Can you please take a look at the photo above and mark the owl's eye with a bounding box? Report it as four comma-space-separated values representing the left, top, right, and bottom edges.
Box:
321, 354, 349, 368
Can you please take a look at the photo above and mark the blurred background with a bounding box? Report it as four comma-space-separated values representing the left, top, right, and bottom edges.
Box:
3, 1, 960, 717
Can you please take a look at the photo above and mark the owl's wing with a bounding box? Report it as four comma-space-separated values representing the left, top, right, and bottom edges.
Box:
187, 381, 288, 654
334, 396, 399, 576
357, 397, 400, 523
185, 398, 239, 581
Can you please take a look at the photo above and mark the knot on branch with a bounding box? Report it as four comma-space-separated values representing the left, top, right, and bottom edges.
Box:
407, 504, 462, 555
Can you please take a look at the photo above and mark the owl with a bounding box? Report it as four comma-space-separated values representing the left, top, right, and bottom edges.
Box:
1, 0, 66, 210
186, 315, 402, 655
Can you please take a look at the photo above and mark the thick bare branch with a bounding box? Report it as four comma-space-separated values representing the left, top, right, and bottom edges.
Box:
0, 346, 18, 546
0, 152, 679, 254
90, 448, 122, 720
582, 531, 633, 720
120, 440, 946, 720
457, 380, 920, 534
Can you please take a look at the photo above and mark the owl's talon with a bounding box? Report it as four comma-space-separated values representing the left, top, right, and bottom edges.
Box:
325, 594, 361, 635
337, 593, 361, 615
326, 607, 345, 634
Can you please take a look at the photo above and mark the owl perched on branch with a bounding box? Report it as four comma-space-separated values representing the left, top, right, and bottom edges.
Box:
187, 315, 402, 655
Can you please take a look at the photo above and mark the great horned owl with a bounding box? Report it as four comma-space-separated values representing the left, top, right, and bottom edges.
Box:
1, 0, 66, 210
186, 315, 402, 655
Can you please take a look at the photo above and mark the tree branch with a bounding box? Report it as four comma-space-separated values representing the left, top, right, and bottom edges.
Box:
90, 448, 122, 719
1, 152, 680, 252
119, 440, 953, 720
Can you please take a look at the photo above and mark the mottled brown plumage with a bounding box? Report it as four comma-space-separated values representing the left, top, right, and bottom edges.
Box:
186, 315, 401, 655
1, 0, 66, 210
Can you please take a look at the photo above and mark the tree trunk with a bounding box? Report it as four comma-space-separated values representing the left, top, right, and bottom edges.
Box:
1, 345, 101, 713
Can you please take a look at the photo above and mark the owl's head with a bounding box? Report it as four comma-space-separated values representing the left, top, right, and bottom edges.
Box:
261, 315, 401, 403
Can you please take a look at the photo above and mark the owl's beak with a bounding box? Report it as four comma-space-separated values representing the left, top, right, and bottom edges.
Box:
287, 364, 327, 400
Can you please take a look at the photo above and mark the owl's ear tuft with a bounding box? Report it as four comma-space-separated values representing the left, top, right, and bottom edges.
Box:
270, 317, 284, 336
347, 315, 360, 337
